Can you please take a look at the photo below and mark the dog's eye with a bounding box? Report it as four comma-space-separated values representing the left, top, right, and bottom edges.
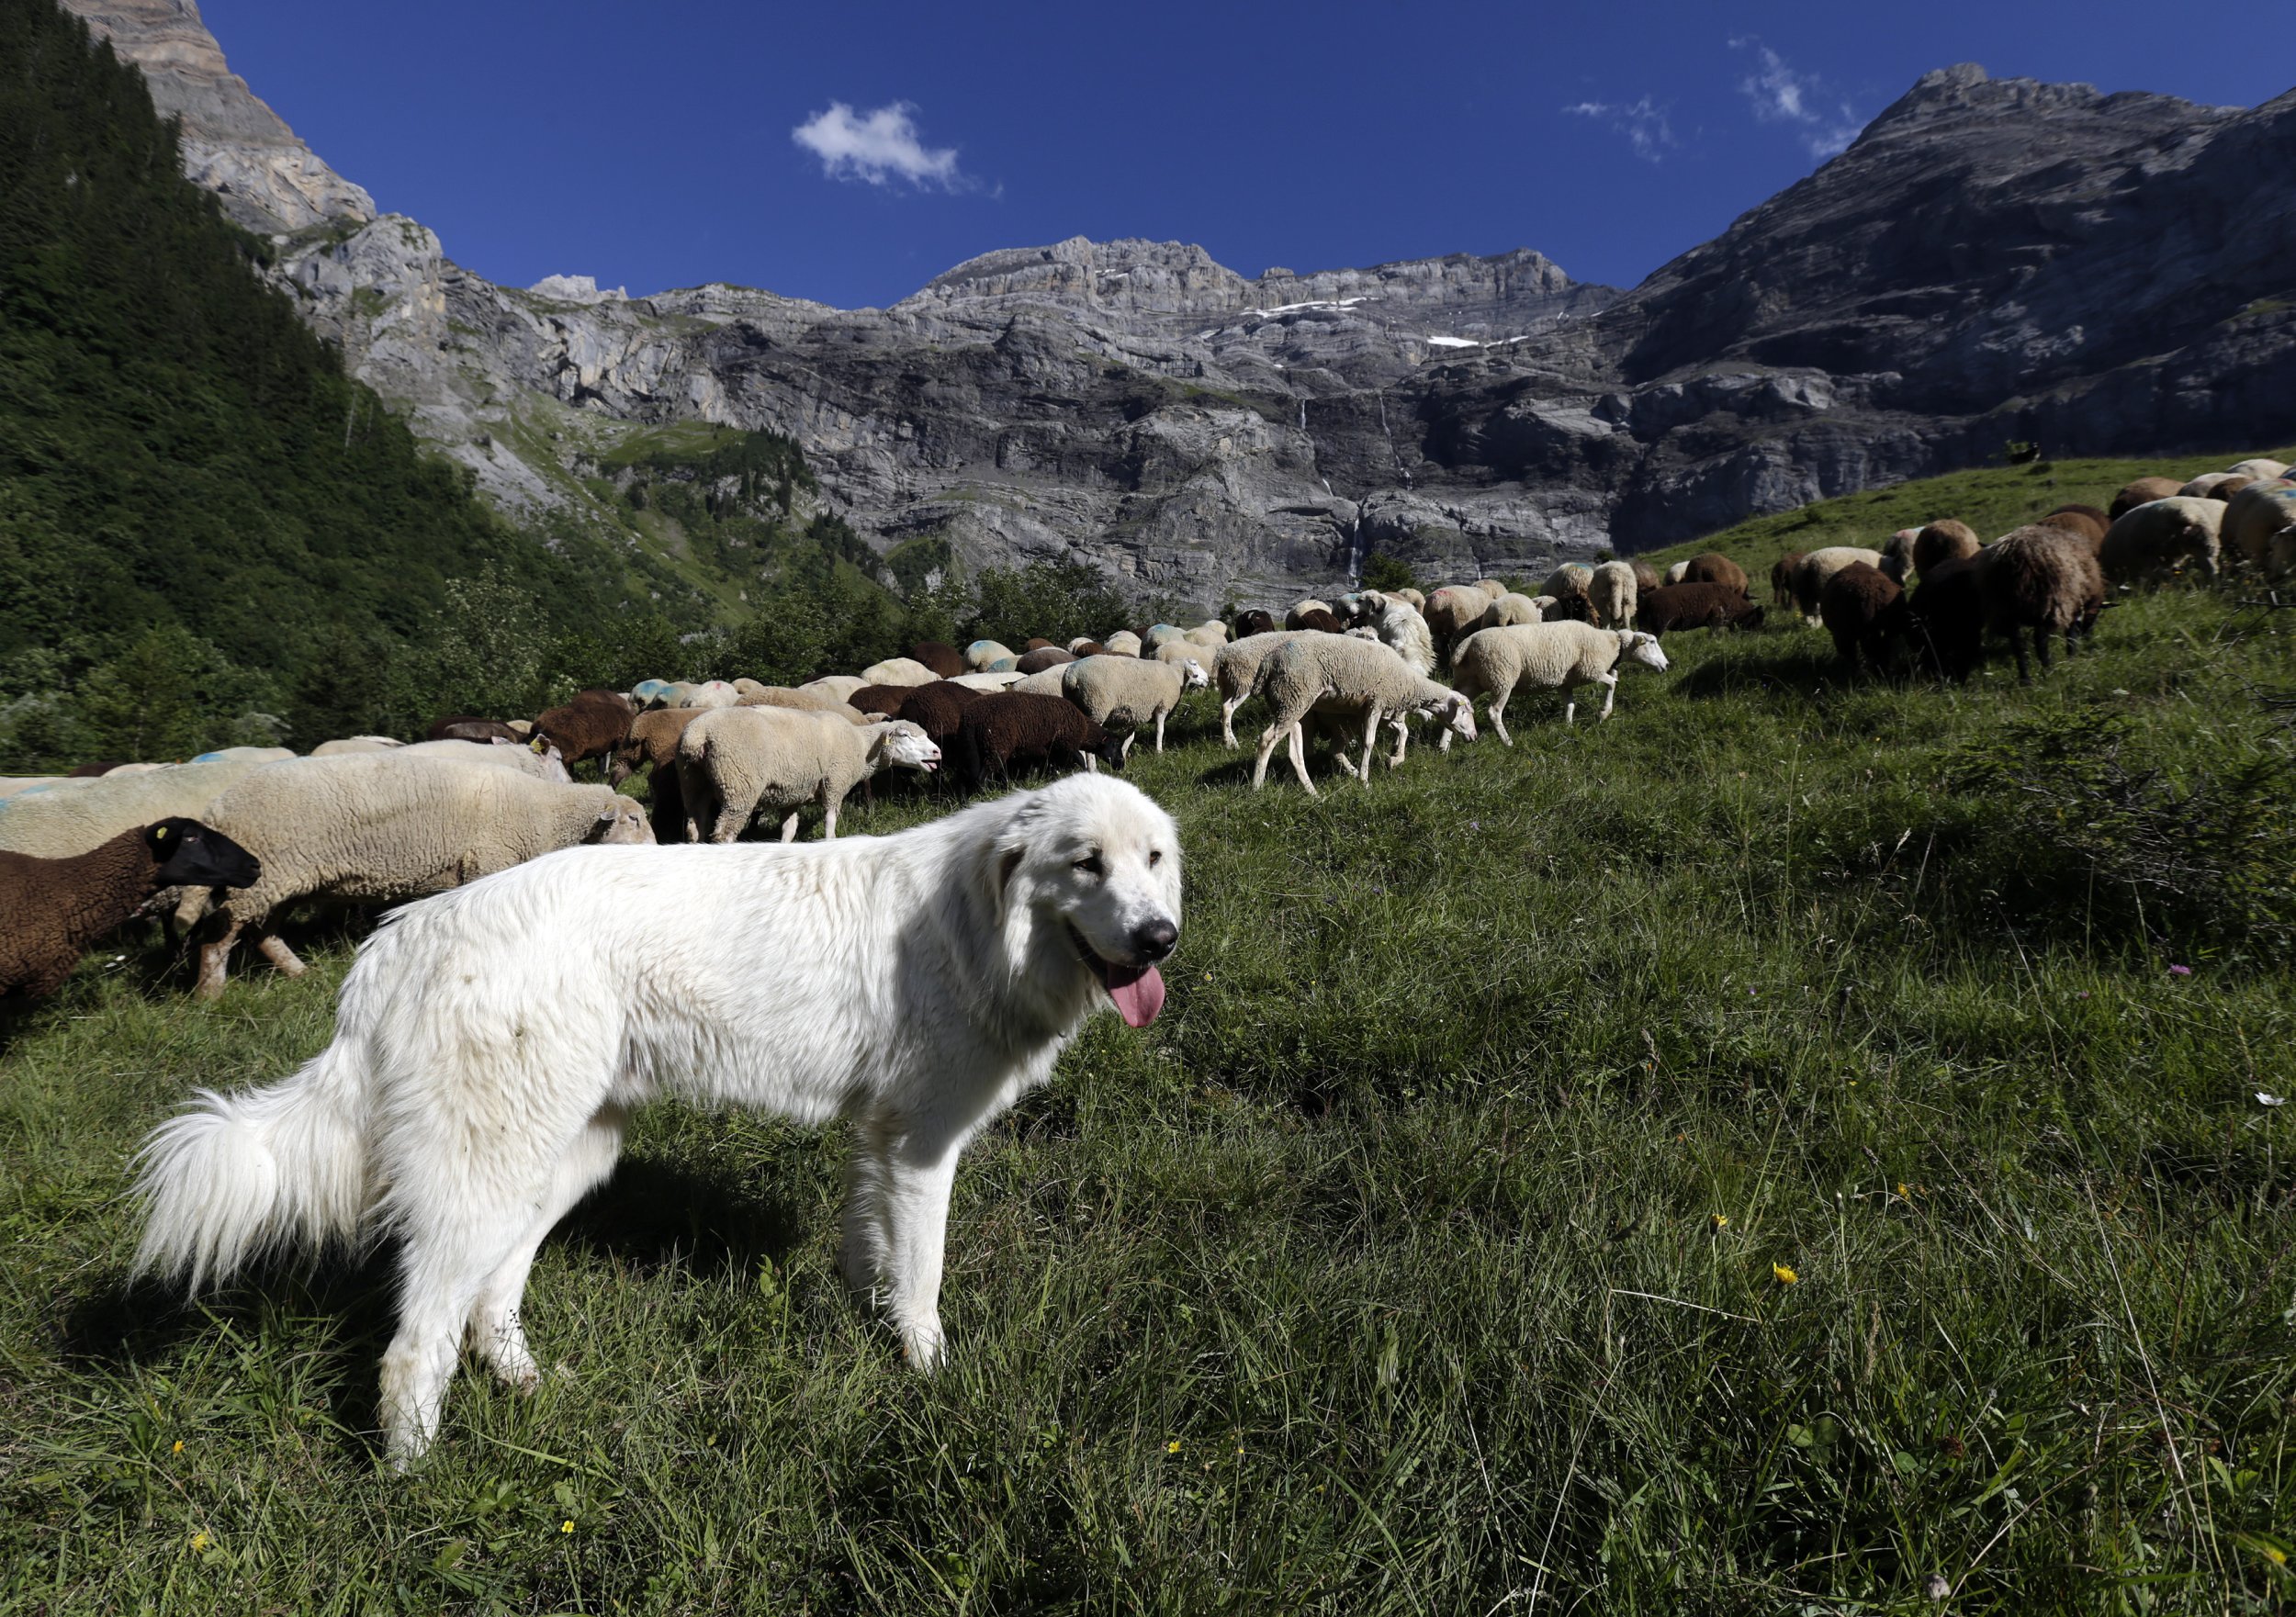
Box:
1075, 854, 1104, 877
1148, 849, 1164, 867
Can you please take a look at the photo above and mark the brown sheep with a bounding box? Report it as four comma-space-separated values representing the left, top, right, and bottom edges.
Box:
909, 642, 965, 678
1542, 579, 1597, 624
1629, 558, 1662, 594
1771, 551, 1806, 605
1292, 607, 1344, 634
1682, 553, 1749, 594
2209, 476, 2256, 503
2036, 509, 2106, 551
895, 681, 984, 751
1820, 562, 1910, 675
1909, 522, 1980, 578
950, 692, 1125, 792
428, 714, 520, 745
845, 685, 915, 719
1232, 610, 1277, 639
1072, 639, 1110, 658
532, 689, 636, 767
1638, 583, 1766, 634
609, 707, 705, 840
2049, 502, 2110, 528
1983, 525, 2108, 681
1908, 556, 1984, 681
3, 819, 261, 1003
2109, 477, 2183, 521
1022, 637, 1056, 653
1015, 646, 1075, 675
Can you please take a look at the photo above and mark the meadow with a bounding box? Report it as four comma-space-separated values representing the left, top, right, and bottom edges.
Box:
2, 456, 2293, 1613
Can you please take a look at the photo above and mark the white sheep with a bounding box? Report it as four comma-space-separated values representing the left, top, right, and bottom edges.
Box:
402, 737, 570, 781
802, 675, 871, 703
1285, 600, 1332, 629
178, 755, 650, 996
1541, 563, 1593, 598
737, 685, 883, 725
677, 706, 940, 843
2229, 458, 2290, 481
1182, 620, 1230, 649
1588, 561, 1638, 628
1663, 561, 1690, 585
1477, 592, 1545, 632
310, 736, 406, 756
1143, 624, 1187, 650
1102, 630, 1143, 657
1449, 622, 1671, 743
1248, 634, 1475, 793
1008, 667, 1069, 697
1470, 578, 1508, 601
2099, 497, 2223, 585
663, 680, 739, 710
1211, 631, 1304, 747
1792, 546, 1886, 623
962, 640, 1018, 672
2223, 484, 2296, 567
0, 755, 287, 859
2179, 472, 2238, 499
948, 670, 1027, 691
1063, 654, 1209, 757
861, 657, 940, 687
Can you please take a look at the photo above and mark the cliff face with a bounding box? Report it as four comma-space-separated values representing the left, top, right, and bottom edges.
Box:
57, 0, 2296, 607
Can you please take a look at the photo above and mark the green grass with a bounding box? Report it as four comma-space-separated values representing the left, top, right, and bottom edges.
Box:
4, 461, 2296, 1612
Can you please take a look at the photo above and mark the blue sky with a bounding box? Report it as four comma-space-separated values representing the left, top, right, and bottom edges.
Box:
204, 0, 2292, 309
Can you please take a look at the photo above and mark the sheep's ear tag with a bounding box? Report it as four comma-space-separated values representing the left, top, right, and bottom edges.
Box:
596, 803, 617, 821
530, 737, 546, 753
152, 825, 170, 841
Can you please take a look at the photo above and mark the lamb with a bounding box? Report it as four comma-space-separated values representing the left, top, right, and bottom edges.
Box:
737, 686, 881, 725
1477, 591, 1546, 631
801, 675, 870, 703
1063, 654, 1210, 757
861, 657, 941, 688
401, 738, 570, 781
2, 819, 261, 1005
1819, 562, 1911, 675
179, 757, 651, 996
1449, 622, 1668, 743
427, 715, 519, 745
1978, 524, 2108, 681
1102, 631, 1143, 657
1247, 634, 1476, 792
1541, 563, 1593, 598
950, 692, 1125, 792
1637, 583, 1767, 635
2222, 484, 2296, 567
1016, 646, 1075, 674
533, 689, 636, 767
1771, 551, 1807, 604
962, 641, 1018, 672
1588, 561, 1638, 628
910, 642, 966, 678
1211, 631, 1303, 747
2109, 477, 2185, 520
1791, 547, 1887, 620
677, 707, 939, 844
1232, 610, 1277, 639
0, 755, 290, 859
1683, 554, 1750, 594
2099, 498, 2223, 585
1423, 586, 1490, 668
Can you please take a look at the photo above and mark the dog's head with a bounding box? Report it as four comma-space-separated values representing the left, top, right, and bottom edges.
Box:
983, 774, 1182, 1031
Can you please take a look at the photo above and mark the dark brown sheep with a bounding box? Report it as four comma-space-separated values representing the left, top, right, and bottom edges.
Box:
1233, 609, 1277, 638
909, 642, 965, 678
1073, 639, 1109, 657
2050, 502, 2110, 527
427, 714, 520, 745
1022, 638, 1055, 652
1770, 551, 1806, 605
845, 685, 915, 719
1543, 580, 1597, 624
1910, 520, 1981, 578
3, 819, 260, 1004
1908, 557, 1985, 681
609, 708, 704, 840
1983, 525, 2109, 681
532, 689, 636, 767
1683, 553, 1750, 594
1015, 646, 1075, 674
1819, 562, 1910, 675
895, 681, 984, 750
2109, 477, 2184, 520
1629, 558, 1662, 594
1638, 583, 1766, 634
2036, 509, 2106, 550
951, 693, 1125, 792
2210, 476, 2256, 503
1291, 607, 1344, 634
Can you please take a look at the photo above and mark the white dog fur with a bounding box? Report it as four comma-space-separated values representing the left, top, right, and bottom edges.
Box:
131, 773, 1184, 1466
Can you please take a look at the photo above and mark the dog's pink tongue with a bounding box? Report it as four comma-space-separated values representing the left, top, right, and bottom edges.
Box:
1106, 961, 1165, 1027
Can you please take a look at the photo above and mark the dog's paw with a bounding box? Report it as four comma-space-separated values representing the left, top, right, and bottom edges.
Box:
901, 1325, 945, 1375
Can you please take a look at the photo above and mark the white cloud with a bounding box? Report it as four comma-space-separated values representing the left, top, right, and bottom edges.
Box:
792, 101, 964, 189
1563, 95, 1676, 163
1728, 40, 1865, 159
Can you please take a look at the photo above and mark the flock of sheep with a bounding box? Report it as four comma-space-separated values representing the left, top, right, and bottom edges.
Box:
3, 455, 2290, 1013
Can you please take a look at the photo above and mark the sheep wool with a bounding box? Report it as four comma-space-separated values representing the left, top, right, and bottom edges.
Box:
1450, 621, 1668, 743
2223, 484, 2296, 567
4, 820, 260, 1002
1063, 655, 1209, 757
401, 738, 570, 782
2099, 498, 2223, 586
802, 675, 871, 703
861, 657, 942, 688
962, 641, 1018, 673
1588, 561, 1638, 629
1248, 634, 1475, 793
0, 756, 289, 859
1791, 547, 1885, 621
1479, 592, 1545, 633
678, 707, 939, 844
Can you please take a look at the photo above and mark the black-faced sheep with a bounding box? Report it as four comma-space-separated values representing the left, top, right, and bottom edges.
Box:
3, 820, 261, 1004
532, 688, 636, 767
910, 642, 966, 678
951, 692, 1126, 792
1683, 553, 1750, 594
1638, 583, 1766, 634
1232, 610, 1277, 639
2109, 477, 2184, 521
1819, 562, 1910, 675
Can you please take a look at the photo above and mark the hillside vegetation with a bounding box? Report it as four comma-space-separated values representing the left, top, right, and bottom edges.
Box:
3, 452, 2292, 1611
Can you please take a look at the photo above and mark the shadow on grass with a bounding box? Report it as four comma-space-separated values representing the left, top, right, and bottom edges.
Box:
556, 1151, 807, 1279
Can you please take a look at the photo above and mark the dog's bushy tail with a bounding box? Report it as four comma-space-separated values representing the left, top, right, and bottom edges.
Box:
132, 1029, 374, 1292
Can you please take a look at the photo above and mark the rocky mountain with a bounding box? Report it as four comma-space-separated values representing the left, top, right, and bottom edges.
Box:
60, 0, 2296, 608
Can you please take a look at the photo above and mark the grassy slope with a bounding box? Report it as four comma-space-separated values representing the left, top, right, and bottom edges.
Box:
2, 456, 2294, 1613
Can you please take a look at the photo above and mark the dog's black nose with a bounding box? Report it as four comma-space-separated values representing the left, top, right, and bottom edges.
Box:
1132, 918, 1178, 961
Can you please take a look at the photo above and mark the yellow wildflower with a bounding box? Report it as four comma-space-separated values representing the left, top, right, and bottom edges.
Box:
1773, 1263, 1799, 1286
1896, 1183, 1912, 1199
1165, 1439, 1182, 1454
171, 1440, 184, 1455
2265, 1544, 2288, 1567
188, 1532, 210, 1553
1710, 1213, 1729, 1230
560, 1520, 575, 1534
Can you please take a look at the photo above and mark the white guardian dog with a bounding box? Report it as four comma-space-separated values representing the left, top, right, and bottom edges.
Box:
132, 773, 1182, 1466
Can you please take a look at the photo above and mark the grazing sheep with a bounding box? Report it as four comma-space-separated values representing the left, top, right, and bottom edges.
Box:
1144, 624, 1187, 651
1392, 588, 1427, 611
1470, 578, 1508, 601
1008, 668, 1068, 697
1290, 607, 1344, 634
1791, 546, 1886, 620
1541, 563, 1593, 598
802, 675, 871, 703
1022, 638, 1055, 653
1980, 525, 2108, 681
963, 641, 1018, 672
2051, 503, 2110, 528
1540, 578, 1598, 624
1882, 529, 1921, 573
2211, 476, 2257, 503
533, 689, 636, 767
2109, 477, 2184, 521
2037, 509, 2107, 550
892, 682, 983, 752
678, 708, 940, 844
846, 684, 917, 719
737, 686, 881, 725
1182, 623, 1229, 651
1820, 562, 1911, 675
2222, 484, 2296, 567
181, 758, 651, 995
947, 670, 1027, 692
1423, 586, 1490, 668
4, 819, 262, 1004
663, 680, 740, 711
861, 657, 941, 688
1231, 610, 1277, 639
1588, 561, 1638, 628
950, 692, 1125, 792
986, 657, 1020, 672
609, 707, 702, 841
1909, 522, 1979, 579
1683, 554, 1750, 595
401, 738, 570, 782
1663, 561, 1691, 585
910, 642, 966, 678
1016, 646, 1075, 674
630, 679, 675, 707
2100, 498, 2223, 585
0, 755, 291, 859
1478, 592, 1546, 631
1102, 631, 1143, 657
1285, 601, 1333, 630
1068, 640, 1109, 658
1152, 641, 1208, 669
2180, 472, 2238, 500
1064, 655, 1210, 757
1638, 583, 1767, 635
427, 714, 519, 745
310, 736, 405, 757
0, 779, 86, 800
1211, 631, 1305, 747
1249, 634, 1476, 792
1907, 557, 1986, 681
1628, 560, 1660, 594
1450, 622, 1669, 742
1357, 590, 1436, 674
1771, 551, 1807, 605
2229, 458, 2290, 481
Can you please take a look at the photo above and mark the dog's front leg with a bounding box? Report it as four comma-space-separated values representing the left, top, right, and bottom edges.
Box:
876, 1126, 965, 1372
